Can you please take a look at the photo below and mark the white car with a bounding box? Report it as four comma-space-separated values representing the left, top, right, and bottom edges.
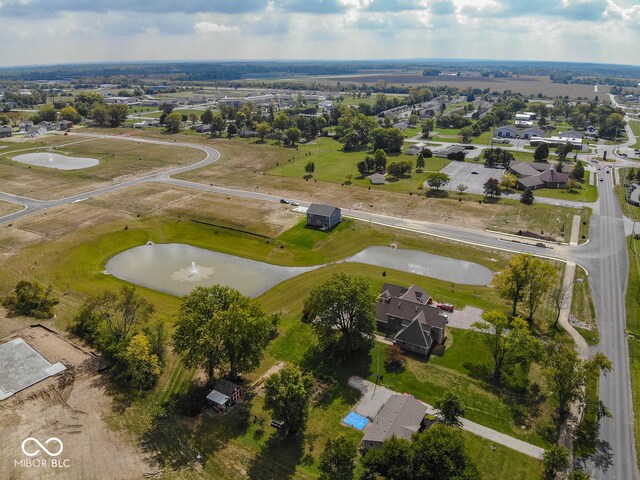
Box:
492, 137, 511, 144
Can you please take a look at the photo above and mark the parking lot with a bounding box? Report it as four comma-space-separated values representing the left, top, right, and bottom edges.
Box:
439, 161, 505, 194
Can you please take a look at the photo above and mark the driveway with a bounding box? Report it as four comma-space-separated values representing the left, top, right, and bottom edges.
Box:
438, 161, 505, 194
446, 306, 484, 330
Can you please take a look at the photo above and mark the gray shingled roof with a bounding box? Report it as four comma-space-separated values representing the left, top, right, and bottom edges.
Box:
214, 379, 240, 397
394, 317, 433, 350
518, 176, 545, 188
375, 284, 445, 330
510, 162, 540, 177
539, 169, 570, 183
307, 203, 339, 217
362, 395, 428, 444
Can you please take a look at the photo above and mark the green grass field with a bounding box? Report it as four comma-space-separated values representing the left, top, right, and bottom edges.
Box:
630, 121, 640, 149
571, 266, 599, 345
627, 238, 640, 471
270, 136, 449, 193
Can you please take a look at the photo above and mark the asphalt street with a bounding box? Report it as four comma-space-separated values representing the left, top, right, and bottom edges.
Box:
0, 132, 638, 478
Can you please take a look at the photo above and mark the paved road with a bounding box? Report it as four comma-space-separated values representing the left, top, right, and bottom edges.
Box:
0, 132, 637, 478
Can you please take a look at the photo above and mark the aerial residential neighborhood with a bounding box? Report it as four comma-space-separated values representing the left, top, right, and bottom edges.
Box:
1, 2, 640, 480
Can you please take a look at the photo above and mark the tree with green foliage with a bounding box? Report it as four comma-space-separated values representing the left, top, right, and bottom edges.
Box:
256, 121, 271, 142
415, 153, 425, 171
472, 310, 541, 382
107, 104, 128, 127
3, 280, 59, 319
556, 143, 573, 162
542, 445, 570, 480
500, 173, 517, 190
483, 148, 514, 168
318, 436, 357, 480
99, 286, 154, 351
545, 340, 612, 417
91, 104, 108, 126
173, 285, 276, 382
387, 160, 412, 178
421, 120, 434, 139
273, 111, 292, 132
520, 188, 535, 205
356, 160, 368, 176
435, 391, 465, 428
210, 112, 226, 137
460, 125, 473, 143
264, 364, 313, 436
483, 177, 502, 197
571, 161, 585, 181
33, 104, 57, 123
285, 126, 301, 145
492, 253, 532, 317
361, 424, 479, 480
523, 257, 557, 322
164, 111, 183, 133
374, 149, 387, 172
201, 108, 214, 125
226, 123, 238, 137
567, 468, 592, 480
304, 161, 315, 176
116, 332, 162, 390
74, 91, 105, 117
534, 143, 549, 162
304, 273, 375, 353
426, 172, 451, 191
59, 105, 81, 124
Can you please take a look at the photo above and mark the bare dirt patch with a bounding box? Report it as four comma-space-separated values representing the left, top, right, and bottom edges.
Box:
0, 326, 155, 480
0, 200, 23, 218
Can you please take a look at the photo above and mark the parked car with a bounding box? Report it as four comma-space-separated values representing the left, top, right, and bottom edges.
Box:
600, 177, 604, 181
437, 303, 454, 312
492, 137, 510, 144
280, 199, 289, 204
471, 171, 479, 175
290, 201, 299, 206
270, 419, 285, 429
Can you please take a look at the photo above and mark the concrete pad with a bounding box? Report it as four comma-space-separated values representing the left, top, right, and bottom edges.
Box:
570, 214, 582, 246
446, 306, 484, 330
438, 161, 505, 195
0, 337, 66, 401
348, 376, 395, 420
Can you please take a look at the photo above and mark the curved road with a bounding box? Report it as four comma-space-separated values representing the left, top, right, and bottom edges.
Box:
0, 132, 637, 479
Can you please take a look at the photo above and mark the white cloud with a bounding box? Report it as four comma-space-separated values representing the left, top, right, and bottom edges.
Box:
194, 21, 239, 34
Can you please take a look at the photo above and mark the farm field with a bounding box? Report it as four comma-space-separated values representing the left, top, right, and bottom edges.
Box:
301, 73, 608, 99
0, 134, 205, 199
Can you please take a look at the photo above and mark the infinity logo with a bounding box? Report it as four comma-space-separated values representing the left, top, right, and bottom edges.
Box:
21, 437, 64, 457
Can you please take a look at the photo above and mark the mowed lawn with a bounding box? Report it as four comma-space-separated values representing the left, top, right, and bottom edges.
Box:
534, 170, 598, 203
628, 238, 640, 472
1, 213, 547, 478
270, 136, 450, 193
0, 135, 205, 199
630, 121, 640, 149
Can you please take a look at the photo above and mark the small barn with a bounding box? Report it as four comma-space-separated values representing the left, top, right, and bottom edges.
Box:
206, 379, 243, 412
0, 125, 12, 138
369, 173, 386, 185
306, 204, 341, 230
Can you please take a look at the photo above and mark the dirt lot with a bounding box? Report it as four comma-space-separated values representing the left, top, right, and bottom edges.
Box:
0, 200, 23, 218
0, 325, 156, 480
0, 135, 205, 200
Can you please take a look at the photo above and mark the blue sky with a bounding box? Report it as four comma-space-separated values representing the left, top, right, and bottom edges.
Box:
0, 0, 639, 67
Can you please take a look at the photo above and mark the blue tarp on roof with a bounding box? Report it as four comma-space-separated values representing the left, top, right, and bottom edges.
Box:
343, 411, 369, 430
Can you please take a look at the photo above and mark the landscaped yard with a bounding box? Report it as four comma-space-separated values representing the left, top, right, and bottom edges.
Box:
534, 170, 598, 203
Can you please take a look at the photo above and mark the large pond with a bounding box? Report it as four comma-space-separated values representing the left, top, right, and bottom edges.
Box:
104, 243, 317, 297
105, 243, 493, 298
12, 152, 99, 170
345, 246, 493, 286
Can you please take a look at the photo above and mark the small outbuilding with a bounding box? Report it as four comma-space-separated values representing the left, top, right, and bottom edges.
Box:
306, 203, 341, 230
206, 379, 243, 412
369, 173, 386, 185
0, 125, 12, 138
